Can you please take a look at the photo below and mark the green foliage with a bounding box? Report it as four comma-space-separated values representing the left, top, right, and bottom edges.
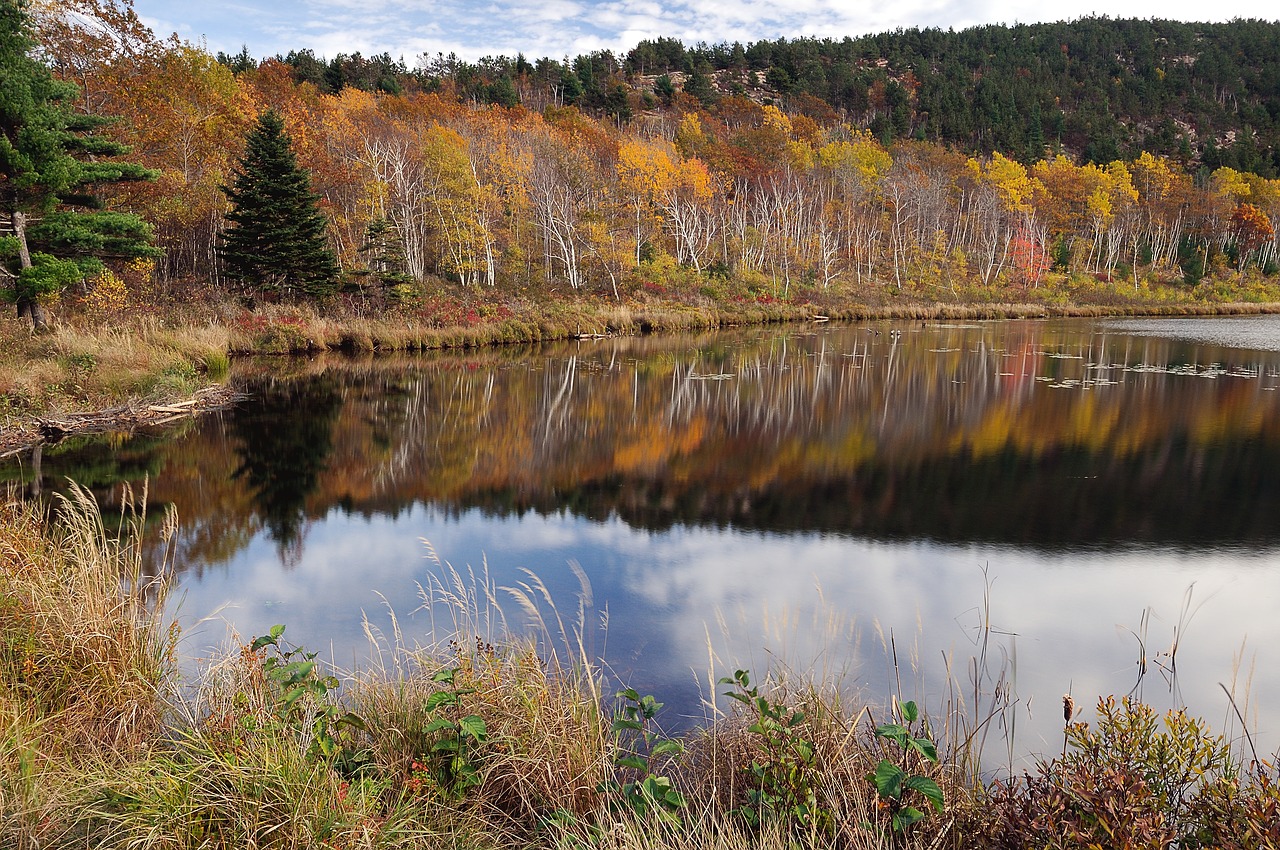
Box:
719, 669, 830, 835
0, 0, 157, 325
220, 110, 339, 300
249, 625, 368, 766
12, 252, 84, 300
597, 688, 687, 823
413, 665, 489, 799
866, 699, 944, 835
354, 216, 413, 294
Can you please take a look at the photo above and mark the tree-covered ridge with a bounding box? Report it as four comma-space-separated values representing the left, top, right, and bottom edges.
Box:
18, 1, 1280, 310
248, 18, 1280, 174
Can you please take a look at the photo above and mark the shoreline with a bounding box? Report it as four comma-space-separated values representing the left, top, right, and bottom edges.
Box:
0, 385, 246, 461
3, 299, 1280, 459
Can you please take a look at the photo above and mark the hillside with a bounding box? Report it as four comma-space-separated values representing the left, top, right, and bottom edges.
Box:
253, 18, 1280, 174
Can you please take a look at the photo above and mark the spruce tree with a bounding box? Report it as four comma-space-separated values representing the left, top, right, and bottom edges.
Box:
219, 109, 338, 299
0, 0, 158, 331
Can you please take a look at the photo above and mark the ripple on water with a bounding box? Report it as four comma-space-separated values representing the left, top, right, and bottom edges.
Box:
1102, 315, 1280, 352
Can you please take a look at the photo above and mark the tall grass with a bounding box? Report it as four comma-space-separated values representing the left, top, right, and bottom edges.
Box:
3, 490, 1280, 848
0, 316, 232, 426
0, 484, 177, 846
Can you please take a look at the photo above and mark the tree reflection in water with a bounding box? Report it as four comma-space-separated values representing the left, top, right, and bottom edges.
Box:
229, 374, 342, 565
6, 318, 1280, 759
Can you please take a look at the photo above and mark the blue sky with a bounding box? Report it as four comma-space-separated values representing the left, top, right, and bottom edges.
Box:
133, 0, 1277, 65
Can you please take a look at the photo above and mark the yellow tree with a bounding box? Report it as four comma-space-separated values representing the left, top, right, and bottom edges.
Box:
616, 138, 676, 264
420, 124, 496, 287
659, 157, 719, 274
816, 132, 891, 283
1130, 152, 1192, 273
111, 44, 253, 283
965, 152, 1046, 286
1081, 162, 1138, 279
1032, 155, 1091, 264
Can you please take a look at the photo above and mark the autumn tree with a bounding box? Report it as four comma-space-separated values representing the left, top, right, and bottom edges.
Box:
220, 108, 338, 298
1, 0, 158, 331
1230, 202, 1274, 270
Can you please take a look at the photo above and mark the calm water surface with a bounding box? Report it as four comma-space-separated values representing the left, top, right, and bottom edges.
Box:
7, 315, 1280, 764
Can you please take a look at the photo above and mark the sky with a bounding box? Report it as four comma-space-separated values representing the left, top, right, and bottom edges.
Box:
133, 0, 1279, 66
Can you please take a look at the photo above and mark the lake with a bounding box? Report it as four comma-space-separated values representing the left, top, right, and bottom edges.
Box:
6, 315, 1280, 767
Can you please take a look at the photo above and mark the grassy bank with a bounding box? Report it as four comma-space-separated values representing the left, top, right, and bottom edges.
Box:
2, 490, 1279, 849
5, 273, 1280, 446
0, 316, 230, 430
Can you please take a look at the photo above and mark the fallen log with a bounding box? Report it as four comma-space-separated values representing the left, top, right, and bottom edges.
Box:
0, 385, 248, 460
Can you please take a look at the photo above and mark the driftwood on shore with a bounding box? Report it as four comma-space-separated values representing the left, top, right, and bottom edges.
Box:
0, 385, 246, 460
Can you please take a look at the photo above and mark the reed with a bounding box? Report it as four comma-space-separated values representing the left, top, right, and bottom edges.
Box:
3, 489, 1280, 848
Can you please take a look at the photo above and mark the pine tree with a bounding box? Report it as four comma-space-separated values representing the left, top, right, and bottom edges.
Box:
0, 0, 158, 331
356, 216, 411, 292
219, 109, 338, 299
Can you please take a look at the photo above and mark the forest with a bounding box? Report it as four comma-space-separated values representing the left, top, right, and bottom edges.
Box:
7, 0, 1280, 325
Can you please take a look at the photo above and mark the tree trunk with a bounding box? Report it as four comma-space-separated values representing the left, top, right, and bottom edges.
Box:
12, 211, 49, 333
26, 443, 42, 500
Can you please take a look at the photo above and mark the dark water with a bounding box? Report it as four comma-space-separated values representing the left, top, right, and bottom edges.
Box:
6, 316, 1280, 764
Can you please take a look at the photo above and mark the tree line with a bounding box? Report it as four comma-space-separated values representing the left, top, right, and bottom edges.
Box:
245, 18, 1280, 174
3, 0, 1280, 318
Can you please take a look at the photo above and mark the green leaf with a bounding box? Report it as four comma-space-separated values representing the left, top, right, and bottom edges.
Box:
279, 685, 308, 709
651, 739, 684, 757
251, 625, 285, 651
424, 718, 455, 734
904, 775, 945, 812
617, 688, 641, 701
334, 712, 367, 732
615, 755, 648, 771
900, 700, 919, 723
909, 736, 939, 763
424, 691, 459, 712
869, 759, 905, 799
894, 806, 926, 830
458, 714, 487, 742
612, 718, 643, 733
431, 667, 456, 685
875, 722, 911, 748
280, 660, 316, 682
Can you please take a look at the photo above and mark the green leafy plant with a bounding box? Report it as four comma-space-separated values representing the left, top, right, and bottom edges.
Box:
867, 699, 944, 834
415, 665, 489, 799
597, 688, 686, 823
250, 624, 367, 765
719, 669, 830, 834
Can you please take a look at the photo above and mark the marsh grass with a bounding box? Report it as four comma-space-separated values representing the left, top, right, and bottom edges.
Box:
0, 484, 177, 846
0, 317, 232, 425
3, 491, 1280, 848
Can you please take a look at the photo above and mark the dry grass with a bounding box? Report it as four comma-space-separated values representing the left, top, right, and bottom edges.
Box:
0, 485, 178, 847
4, 490, 1280, 847
0, 316, 231, 428
0, 485, 176, 757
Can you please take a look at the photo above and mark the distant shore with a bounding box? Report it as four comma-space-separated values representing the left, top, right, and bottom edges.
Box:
4, 295, 1280, 459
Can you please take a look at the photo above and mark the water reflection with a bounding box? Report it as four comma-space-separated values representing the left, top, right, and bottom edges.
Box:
5, 317, 1280, 762
229, 374, 342, 561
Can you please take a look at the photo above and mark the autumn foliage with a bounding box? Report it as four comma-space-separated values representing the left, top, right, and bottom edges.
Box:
25, 0, 1280, 315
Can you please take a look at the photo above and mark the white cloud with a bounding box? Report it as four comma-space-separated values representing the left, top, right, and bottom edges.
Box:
135, 0, 1276, 63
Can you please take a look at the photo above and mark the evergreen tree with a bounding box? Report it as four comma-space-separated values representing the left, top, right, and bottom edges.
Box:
356, 216, 411, 292
219, 109, 338, 299
0, 0, 158, 331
